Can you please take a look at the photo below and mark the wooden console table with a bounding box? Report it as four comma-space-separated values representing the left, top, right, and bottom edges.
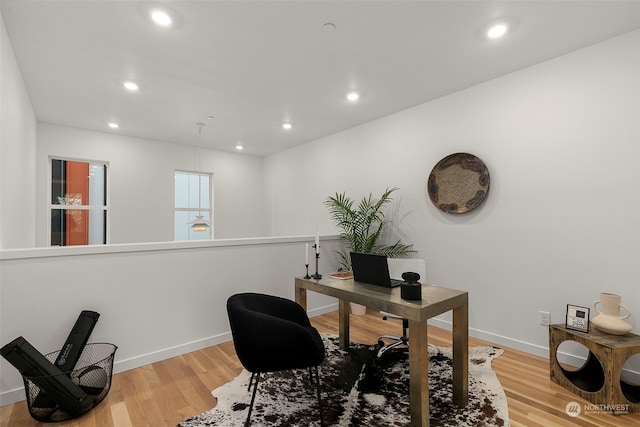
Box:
295, 276, 469, 427
549, 324, 640, 412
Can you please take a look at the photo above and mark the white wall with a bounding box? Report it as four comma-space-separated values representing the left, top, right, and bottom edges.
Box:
0, 10, 37, 249
265, 30, 640, 356
0, 237, 341, 405
35, 124, 268, 245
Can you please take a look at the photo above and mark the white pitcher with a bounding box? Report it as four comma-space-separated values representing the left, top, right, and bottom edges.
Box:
591, 292, 632, 335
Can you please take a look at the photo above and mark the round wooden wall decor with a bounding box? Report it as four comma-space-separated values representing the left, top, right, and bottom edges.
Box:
428, 153, 490, 214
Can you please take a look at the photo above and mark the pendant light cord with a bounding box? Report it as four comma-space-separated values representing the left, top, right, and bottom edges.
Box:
196, 122, 205, 217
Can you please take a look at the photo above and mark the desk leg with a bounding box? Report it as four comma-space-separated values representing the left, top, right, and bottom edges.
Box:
338, 299, 350, 350
452, 298, 469, 407
408, 320, 429, 427
295, 284, 307, 310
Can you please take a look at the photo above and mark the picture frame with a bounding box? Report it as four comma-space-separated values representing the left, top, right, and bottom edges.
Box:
565, 304, 590, 332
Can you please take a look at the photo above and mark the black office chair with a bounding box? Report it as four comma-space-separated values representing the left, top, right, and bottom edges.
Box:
377, 271, 439, 358
377, 314, 409, 358
227, 293, 326, 427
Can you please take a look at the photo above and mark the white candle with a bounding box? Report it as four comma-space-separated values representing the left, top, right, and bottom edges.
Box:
315, 227, 320, 254
305, 243, 309, 265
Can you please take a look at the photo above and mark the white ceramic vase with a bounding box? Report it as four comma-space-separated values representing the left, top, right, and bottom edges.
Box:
591, 292, 632, 335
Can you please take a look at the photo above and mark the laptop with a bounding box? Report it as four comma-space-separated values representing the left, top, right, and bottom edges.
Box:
350, 252, 404, 288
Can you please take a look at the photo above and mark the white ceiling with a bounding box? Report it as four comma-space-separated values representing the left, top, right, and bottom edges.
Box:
2, 1, 640, 156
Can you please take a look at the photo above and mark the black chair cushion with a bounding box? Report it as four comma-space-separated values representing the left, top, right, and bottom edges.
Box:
227, 293, 325, 373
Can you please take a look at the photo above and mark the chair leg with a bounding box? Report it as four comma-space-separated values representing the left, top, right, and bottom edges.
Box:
313, 366, 324, 427
377, 317, 410, 358
247, 372, 255, 391
377, 338, 409, 358
245, 372, 260, 427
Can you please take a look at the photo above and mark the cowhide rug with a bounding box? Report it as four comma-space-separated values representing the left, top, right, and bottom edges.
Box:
178, 335, 509, 427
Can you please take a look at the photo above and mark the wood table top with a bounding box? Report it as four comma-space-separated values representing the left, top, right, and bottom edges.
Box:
295, 276, 468, 322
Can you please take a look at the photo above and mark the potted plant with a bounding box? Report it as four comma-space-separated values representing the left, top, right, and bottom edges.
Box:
324, 187, 414, 314
324, 187, 414, 270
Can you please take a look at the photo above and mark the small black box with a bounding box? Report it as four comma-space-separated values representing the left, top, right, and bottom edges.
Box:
401, 282, 422, 300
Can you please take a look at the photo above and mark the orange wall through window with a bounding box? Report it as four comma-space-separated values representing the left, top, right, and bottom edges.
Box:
65, 161, 89, 245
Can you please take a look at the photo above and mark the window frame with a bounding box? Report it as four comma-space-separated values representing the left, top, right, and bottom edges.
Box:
48, 156, 109, 246
174, 169, 213, 241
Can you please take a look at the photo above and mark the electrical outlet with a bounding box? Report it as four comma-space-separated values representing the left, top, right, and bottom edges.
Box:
539, 311, 551, 326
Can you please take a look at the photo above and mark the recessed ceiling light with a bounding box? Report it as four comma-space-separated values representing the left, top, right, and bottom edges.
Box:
123, 81, 139, 91
151, 9, 172, 27
235, 144, 244, 151
487, 23, 508, 39
108, 122, 119, 129
347, 92, 360, 102
282, 123, 293, 130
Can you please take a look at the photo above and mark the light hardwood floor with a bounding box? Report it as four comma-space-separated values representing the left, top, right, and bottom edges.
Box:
1, 309, 638, 427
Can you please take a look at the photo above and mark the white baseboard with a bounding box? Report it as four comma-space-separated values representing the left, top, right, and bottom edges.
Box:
427, 318, 550, 358
428, 318, 640, 384
113, 332, 233, 374
0, 388, 25, 408
312, 306, 551, 359
5, 309, 636, 407
311, 305, 552, 358
0, 332, 234, 407
0, 306, 339, 407
307, 303, 340, 318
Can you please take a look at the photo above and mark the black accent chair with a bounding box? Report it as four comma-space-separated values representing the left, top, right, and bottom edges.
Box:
226, 293, 326, 427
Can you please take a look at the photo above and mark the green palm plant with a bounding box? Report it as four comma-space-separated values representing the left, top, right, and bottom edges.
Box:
324, 187, 414, 271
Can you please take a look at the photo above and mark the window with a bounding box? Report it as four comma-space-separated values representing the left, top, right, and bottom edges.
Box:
50, 158, 107, 246
174, 171, 212, 240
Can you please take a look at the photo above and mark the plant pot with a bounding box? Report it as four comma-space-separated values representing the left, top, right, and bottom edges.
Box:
350, 302, 367, 316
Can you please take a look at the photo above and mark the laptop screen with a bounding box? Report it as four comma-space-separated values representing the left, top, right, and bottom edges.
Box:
350, 252, 397, 288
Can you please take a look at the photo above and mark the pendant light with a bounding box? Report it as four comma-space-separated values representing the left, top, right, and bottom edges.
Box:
188, 122, 210, 233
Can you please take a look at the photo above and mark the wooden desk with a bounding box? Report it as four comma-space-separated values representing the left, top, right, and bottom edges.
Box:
295, 277, 469, 427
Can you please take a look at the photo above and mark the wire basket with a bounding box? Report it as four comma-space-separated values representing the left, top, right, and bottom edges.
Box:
22, 343, 117, 422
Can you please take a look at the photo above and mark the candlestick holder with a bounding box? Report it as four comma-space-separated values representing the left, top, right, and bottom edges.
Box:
312, 244, 322, 279
304, 264, 311, 279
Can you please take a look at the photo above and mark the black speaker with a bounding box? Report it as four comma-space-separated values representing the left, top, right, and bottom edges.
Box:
1, 337, 94, 416
54, 310, 100, 372
400, 271, 422, 301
